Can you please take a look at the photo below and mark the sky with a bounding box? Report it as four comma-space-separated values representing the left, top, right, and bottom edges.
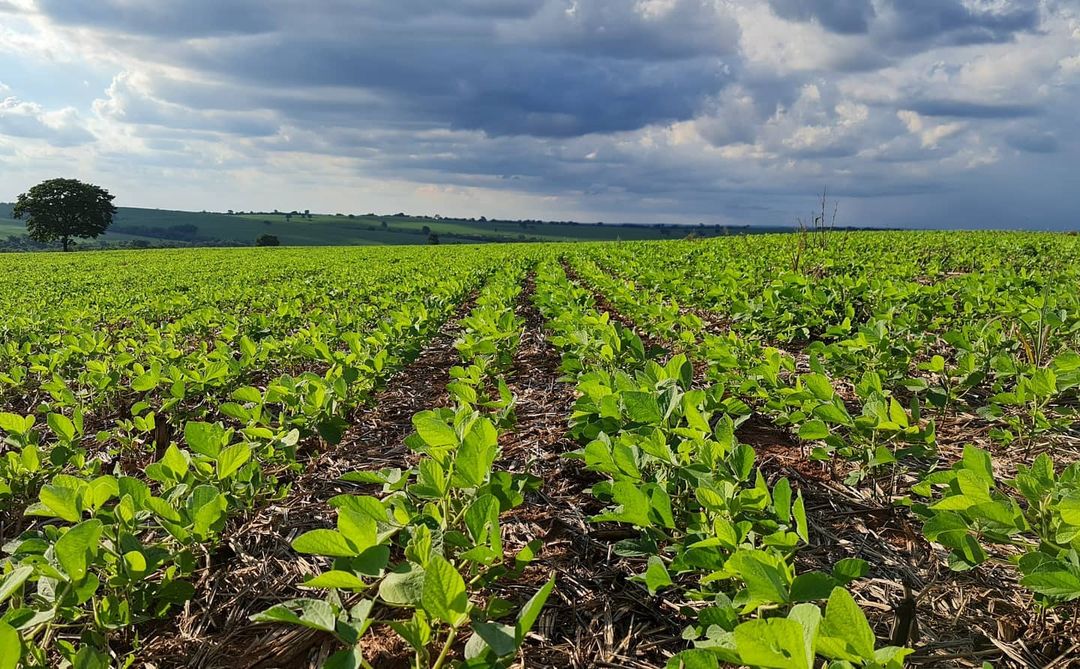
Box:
0, 1, 1077, 229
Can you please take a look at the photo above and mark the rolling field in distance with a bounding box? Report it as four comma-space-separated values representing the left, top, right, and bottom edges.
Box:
0, 202, 754, 249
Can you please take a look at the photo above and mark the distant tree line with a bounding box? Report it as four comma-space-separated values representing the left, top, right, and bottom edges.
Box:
112, 224, 202, 241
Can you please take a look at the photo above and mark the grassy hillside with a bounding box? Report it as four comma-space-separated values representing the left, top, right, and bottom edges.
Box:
0, 202, 751, 248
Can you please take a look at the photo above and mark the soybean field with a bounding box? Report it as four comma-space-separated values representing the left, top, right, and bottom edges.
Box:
1, 232, 1079, 669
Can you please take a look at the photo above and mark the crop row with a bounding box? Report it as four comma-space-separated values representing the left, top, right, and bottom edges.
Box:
253, 259, 556, 669
534, 261, 911, 668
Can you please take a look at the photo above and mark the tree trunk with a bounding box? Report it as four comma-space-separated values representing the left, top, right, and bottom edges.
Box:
62, 236, 70, 252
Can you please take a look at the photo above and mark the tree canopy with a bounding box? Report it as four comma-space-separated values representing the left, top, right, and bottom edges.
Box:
13, 178, 117, 251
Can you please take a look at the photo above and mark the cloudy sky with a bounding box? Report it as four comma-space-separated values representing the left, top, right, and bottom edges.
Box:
0, 1, 1077, 229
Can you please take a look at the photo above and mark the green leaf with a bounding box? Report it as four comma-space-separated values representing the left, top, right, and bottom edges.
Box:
731, 443, 755, 481
887, 398, 909, 428
798, 420, 829, 441
190, 485, 227, 538
773, 478, 792, 523
131, 372, 158, 392
55, 519, 104, 583
516, 574, 555, 642
623, 391, 663, 424
682, 391, 712, 432
727, 550, 789, 609
160, 444, 189, 480
818, 587, 875, 662
0, 622, 20, 669
47, 413, 77, 442
231, 386, 263, 403
422, 555, 469, 626
813, 403, 851, 426
379, 563, 426, 607
1059, 498, 1080, 527
413, 411, 457, 448
1020, 569, 1080, 599
793, 493, 808, 543
251, 599, 338, 633
956, 469, 992, 504
790, 571, 836, 601
463, 494, 502, 559
831, 559, 869, 585
0, 566, 33, 605
337, 508, 378, 553
304, 570, 368, 590
592, 481, 651, 527
1030, 368, 1057, 397
292, 529, 357, 557
0, 413, 26, 435
639, 556, 673, 595
468, 621, 518, 658
38, 484, 82, 523
875, 646, 915, 668
351, 546, 392, 577
804, 374, 835, 401
787, 603, 821, 668
146, 495, 182, 523
122, 551, 147, 579
454, 418, 499, 488
926, 355, 946, 373
216, 442, 251, 480
388, 610, 432, 653
324, 648, 364, 669
317, 416, 349, 446
184, 421, 224, 458
73, 645, 107, 669
734, 617, 812, 669
960, 445, 994, 486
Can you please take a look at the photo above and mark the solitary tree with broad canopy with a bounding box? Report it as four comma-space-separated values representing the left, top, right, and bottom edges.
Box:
13, 178, 117, 252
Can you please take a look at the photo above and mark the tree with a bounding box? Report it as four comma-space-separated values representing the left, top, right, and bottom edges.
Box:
427, 232, 440, 245
13, 178, 117, 251
255, 234, 280, 246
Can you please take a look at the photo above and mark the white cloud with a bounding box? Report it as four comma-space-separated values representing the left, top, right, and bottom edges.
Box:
897, 109, 965, 148
0, 95, 94, 146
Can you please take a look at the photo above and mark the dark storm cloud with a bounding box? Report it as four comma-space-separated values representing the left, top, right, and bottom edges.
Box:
34, 0, 278, 37
33, 0, 546, 37
880, 0, 1040, 47
48, 1, 740, 139
173, 39, 732, 137
908, 100, 1040, 119
504, 0, 739, 60
1005, 130, 1059, 154
767, 0, 876, 34
8, 0, 1077, 230
768, 0, 1040, 46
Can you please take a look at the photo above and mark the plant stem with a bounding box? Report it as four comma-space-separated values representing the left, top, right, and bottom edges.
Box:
431, 626, 459, 669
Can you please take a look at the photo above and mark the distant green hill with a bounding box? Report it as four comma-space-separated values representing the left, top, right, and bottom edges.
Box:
0, 202, 765, 249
